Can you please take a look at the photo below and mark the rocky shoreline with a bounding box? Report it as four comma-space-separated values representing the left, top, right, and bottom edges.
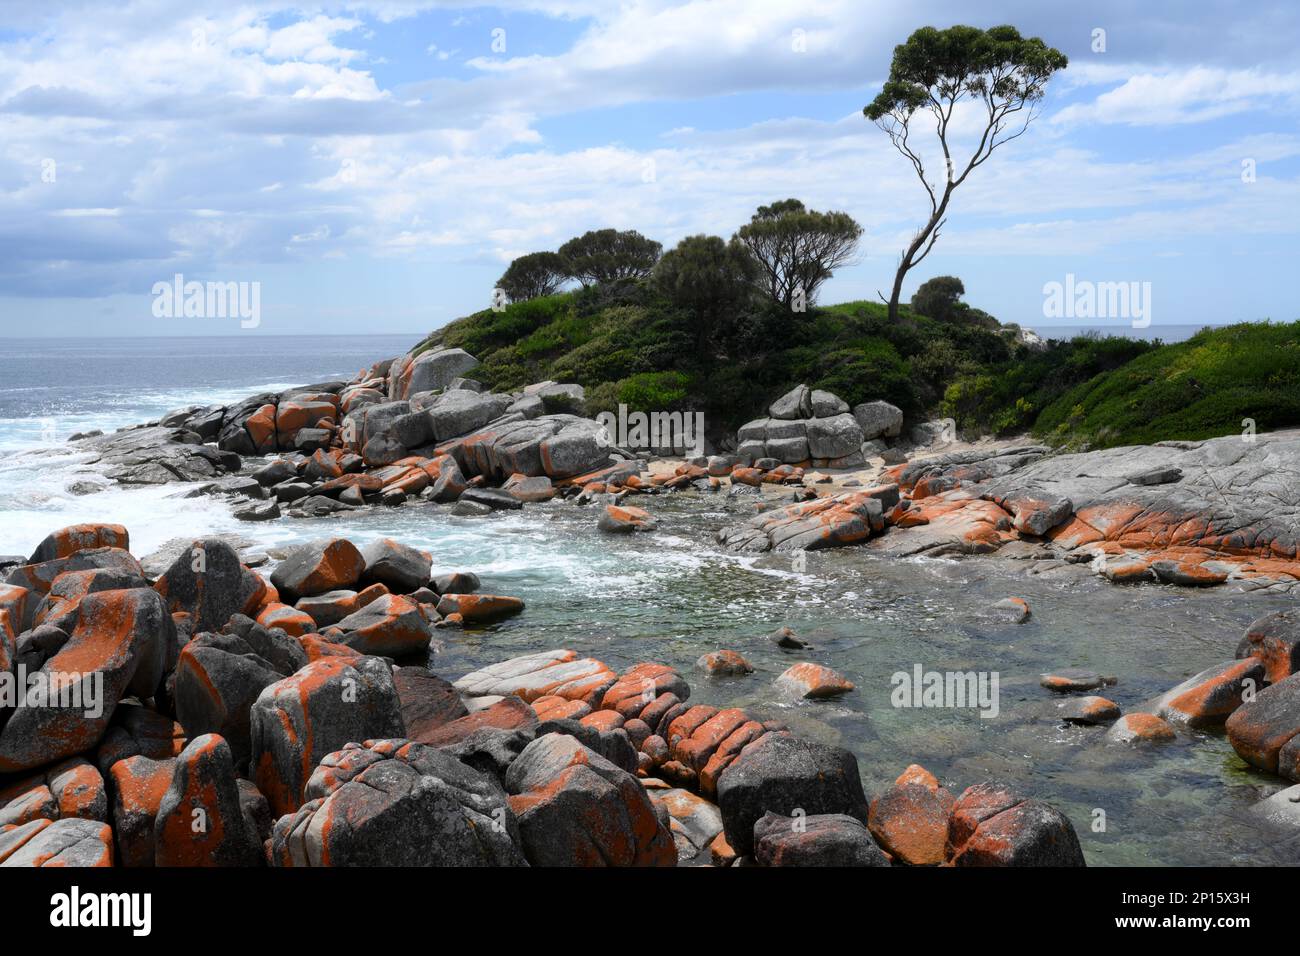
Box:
3, 346, 1299, 866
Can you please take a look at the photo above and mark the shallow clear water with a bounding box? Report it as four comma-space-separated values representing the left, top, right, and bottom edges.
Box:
1, 335, 1297, 866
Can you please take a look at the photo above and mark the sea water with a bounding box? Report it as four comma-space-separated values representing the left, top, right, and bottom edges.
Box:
1, 334, 1295, 865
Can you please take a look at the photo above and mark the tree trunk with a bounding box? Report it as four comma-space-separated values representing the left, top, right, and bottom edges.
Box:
889, 190, 952, 323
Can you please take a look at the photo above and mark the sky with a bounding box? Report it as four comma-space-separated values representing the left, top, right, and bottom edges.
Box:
0, 0, 1297, 338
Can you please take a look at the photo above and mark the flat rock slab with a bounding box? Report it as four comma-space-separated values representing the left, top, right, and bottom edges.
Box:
454, 650, 617, 705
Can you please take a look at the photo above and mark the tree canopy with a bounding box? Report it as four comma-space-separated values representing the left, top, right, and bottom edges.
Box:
496, 251, 567, 302
558, 228, 662, 286
733, 199, 862, 309
654, 233, 758, 352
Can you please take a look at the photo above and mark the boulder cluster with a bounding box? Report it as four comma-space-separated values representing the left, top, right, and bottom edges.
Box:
1, 520, 1087, 866
736, 384, 907, 469
719, 433, 1300, 594
71, 346, 631, 520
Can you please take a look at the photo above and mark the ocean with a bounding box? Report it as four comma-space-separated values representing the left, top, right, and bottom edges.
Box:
0, 332, 1292, 865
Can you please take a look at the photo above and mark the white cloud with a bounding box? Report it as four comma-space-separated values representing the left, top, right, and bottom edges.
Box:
1054, 67, 1300, 126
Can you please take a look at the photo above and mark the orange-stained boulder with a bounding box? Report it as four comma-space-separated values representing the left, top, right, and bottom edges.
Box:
153, 537, 266, 633
244, 403, 278, 454
0, 588, 173, 772
698, 719, 766, 799
1148, 657, 1265, 728
453, 649, 615, 706
754, 811, 890, 866
270, 738, 527, 866
250, 656, 403, 817
532, 695, 592, 722
597, 504, 657, 533
1235, 610, 1300, 685
270, 538, 365, 602
774, 662, 854, 699
256, 602, 315, 637
868, 764, 954, 865
95, 703, 186, 774
422, 695, 537, 746
28, 523, 129, 564
504, 733, 676, 867
1106, 712, 1176, 745
274, 400, 336, 448
154, 734, 264, 866
600, 662, 690, 717
434, 592, 524, 623
672, 707, 749, 773
108, 755, 176, 867
1225, 671, 1300, 775
299, 633, 364, 663
328, 593, 431, 658
696, 649, 753, 677
945, 783, 1085, 866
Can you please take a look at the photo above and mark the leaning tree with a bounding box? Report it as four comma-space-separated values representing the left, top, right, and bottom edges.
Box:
865, 25, 1067, 322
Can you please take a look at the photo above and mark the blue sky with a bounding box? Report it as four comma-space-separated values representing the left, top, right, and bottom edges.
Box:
0, 0, 1297, 338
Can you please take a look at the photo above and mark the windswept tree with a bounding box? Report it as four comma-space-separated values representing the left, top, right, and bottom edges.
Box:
558, 228, 662, 286
733, 199, 862, 309
865, 25, 1067, 323
496, 251, 567, 302
653, 234, 758, 352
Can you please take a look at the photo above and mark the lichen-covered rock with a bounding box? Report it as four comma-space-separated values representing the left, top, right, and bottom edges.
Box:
0, 817, 113, 867
329, 593, 432, 658
0, 588, 172, 772
867, 764, 954, 865
754, 811, 889, 866
1236, 610, 1300, 685
716, 732, 869, 857
1226, 671, 1300, 776
173, 631, 292, 769
454, 650, 615, 706
154, 734, 264, 867
250, 656, 405, 817
270, 538, 365, 602
109, 755, 176, 867
153, 538, 266, 632
434, 593, 525, 623
1147, 658, 1265, 728
504, 733, 676, 866
696, 650, 753, 677
945, 783, 1085, 866
774, 662, 854, 699
270, 739, 527, 866
1107, 712, 1176, 745
28, 523, 130, 564
393, 667, 468, 742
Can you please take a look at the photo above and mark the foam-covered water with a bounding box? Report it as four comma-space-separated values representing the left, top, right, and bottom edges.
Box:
1, 335, 1296, 865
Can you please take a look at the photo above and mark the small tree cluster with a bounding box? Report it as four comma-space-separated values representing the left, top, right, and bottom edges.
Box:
558, 228, 662, 286
496, 251, 567, 303
733, 199, 862, 309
